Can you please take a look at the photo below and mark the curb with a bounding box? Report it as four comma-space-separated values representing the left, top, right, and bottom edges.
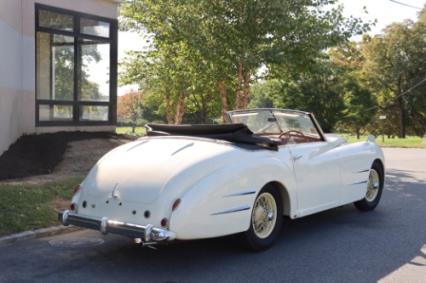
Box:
0, 225, 81, 246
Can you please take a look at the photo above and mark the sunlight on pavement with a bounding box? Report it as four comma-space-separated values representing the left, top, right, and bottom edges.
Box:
379, 245, 426, 283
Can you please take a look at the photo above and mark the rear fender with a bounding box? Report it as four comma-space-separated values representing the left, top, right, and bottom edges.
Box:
169, 157, 297, 240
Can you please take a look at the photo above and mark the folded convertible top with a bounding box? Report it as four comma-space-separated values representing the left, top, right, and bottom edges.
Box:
146, 123, 278, 151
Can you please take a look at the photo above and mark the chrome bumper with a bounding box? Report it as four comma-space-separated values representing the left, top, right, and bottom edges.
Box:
59, 210, 176, 242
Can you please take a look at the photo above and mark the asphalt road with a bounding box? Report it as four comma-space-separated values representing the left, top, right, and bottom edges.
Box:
0, 148, 425, 283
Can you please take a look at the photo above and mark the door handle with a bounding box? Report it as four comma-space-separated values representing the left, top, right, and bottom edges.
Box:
293, 155, 303, 161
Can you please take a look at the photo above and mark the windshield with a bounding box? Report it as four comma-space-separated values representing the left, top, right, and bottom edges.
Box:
227, 109, 322, 141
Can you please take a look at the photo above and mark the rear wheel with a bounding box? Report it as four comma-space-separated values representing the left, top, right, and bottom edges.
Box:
243, 185, 283, 251
354, 162, 384, 211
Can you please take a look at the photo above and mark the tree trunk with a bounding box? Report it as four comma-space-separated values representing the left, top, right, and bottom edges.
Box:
234, 63, 244, 110
356, 128, 360, 139
200, 94, 208, 124
397, 96, 406, 138
218, 81, 228, 123
165, 94, 174, 124
241, 71, 251, 109
174, 91, 186, 125
396, 76, 406, 138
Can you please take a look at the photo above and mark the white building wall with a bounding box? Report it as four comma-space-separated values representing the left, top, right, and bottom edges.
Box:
0, 0, 23, 154
0, 0, 119, 155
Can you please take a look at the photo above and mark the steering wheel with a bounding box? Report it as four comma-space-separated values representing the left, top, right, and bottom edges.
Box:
279, 130, 305, 139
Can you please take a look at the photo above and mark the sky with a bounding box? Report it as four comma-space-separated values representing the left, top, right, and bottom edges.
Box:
340, 0, 424, 35
117, 31, 144, 95
117, 0, 426, 95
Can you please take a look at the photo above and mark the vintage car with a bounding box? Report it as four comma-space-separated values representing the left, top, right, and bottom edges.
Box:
59, 108, 385, 250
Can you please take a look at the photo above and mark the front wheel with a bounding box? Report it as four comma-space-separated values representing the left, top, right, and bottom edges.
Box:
354, 162, 384, 211
243, 185, 283, 251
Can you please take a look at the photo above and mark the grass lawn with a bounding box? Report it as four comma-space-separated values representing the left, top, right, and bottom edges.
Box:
0, 177, 82, 237
116, 126, 146, 136
340, 134, 426, 148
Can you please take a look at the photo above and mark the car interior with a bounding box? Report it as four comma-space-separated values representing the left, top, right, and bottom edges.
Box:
227, 109, 323, 145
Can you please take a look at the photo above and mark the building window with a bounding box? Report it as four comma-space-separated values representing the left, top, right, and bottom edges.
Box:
35, 4, 117, 126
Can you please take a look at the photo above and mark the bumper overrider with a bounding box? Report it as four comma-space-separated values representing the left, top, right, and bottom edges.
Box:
58, 210, 176, 242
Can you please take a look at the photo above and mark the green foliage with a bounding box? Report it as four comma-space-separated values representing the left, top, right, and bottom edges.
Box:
119, 0, 366, 123
249, 80, 282, 109
251, 9, 426, 136
327, 43, 377, 136
338, 74, 376, 137
361, 10, 426, 137
282, 63, 347, 133
118, 2, 425, 136
250, 61, 348, 132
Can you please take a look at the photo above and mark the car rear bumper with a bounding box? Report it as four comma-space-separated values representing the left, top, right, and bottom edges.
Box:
58, 210, 176, 242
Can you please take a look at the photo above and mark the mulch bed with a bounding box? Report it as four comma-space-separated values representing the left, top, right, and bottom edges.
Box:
0, 132, 132, 181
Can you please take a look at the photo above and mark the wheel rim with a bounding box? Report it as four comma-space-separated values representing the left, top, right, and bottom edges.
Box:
251, 192, 277, 239
365, 169, 380, 202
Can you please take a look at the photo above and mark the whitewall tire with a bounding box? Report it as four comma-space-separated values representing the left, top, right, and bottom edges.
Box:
243, 185, 283, 251
354, 162, 384, 211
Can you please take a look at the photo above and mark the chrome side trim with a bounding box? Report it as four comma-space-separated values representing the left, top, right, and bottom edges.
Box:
171, 142, 194, 156
62, 210, 70, 226
227, 108, 310, 115
309, 113, 327, 142
224, 190, 257, 198
100, 217, 108, 234
351, 180, 368, 185
144, 224, 153, 242
357, 169, 370, 173
211, 205, 251, 215
126, 140, 148, 152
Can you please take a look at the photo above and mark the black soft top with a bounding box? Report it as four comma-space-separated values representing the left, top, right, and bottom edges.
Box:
146, 123, 278, 151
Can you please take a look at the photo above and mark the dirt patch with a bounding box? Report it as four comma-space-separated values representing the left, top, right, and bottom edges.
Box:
54, 137, 129, 177
0, 132, 135, 182
51, 197, 70, 212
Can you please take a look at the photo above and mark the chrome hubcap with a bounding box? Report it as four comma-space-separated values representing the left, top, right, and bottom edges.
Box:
252, 192, 277, 239
366, 169, 380, 202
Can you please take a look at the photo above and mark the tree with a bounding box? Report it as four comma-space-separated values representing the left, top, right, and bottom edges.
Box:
117, 91, 143, 133
194, 0, 367, 109
249, 80, 281, 109
250, 60, 347, 133
120, 0, 367, 123
361, 9, 426, 137
340, 75, 376, 138
120, 43, 193, 124
329, 43, 376, 138
284, 63, 347, 133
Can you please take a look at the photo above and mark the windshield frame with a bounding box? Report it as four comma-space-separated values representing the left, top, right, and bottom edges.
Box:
226, 108, 326, 142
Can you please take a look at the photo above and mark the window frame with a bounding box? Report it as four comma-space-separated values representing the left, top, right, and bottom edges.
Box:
35, 3, 118, 126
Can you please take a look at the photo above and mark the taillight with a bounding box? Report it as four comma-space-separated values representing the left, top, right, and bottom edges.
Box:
70, 203, 76, 211
72, 185, 81, 196
172, 198, 181, 211
161, 218, 168, 227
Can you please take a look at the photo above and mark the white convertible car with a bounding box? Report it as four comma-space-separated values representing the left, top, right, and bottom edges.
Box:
59, 108, 385, 250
